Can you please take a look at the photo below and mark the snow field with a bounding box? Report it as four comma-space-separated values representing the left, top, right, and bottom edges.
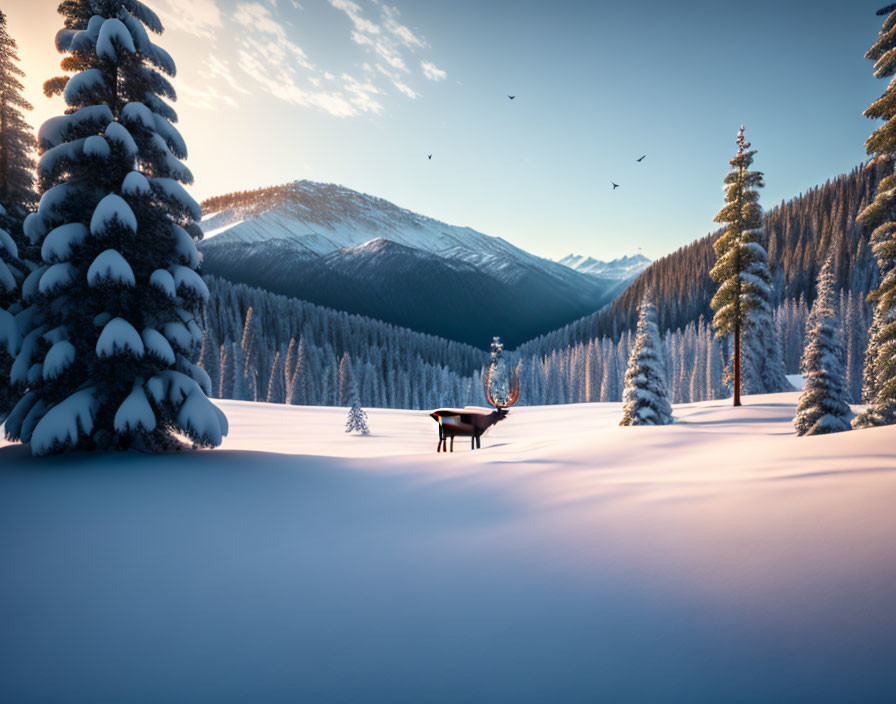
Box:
1, 392, 894, 702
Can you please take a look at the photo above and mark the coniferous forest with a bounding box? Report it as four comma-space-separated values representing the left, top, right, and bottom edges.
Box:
201, 163, 878, 410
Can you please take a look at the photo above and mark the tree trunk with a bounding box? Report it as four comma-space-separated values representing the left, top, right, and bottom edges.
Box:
732, 164, 744, 407
733, 319, 742, 407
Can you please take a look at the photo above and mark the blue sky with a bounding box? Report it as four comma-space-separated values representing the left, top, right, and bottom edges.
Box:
5, 0, 889, 261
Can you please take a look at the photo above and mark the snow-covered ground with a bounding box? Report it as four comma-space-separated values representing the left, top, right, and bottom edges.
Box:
1, 393, 895, 702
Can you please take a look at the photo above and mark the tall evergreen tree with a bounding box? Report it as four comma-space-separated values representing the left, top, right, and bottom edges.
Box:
0, 9, 37, 238
5, 0, 227, 453
0, 11, 37, 421
266, 349, 285, 403
0, 204, 24, 421
710, 126, 778, 405
620, 293, 673, 426
795, 253, 853, 436
854, 3, 896, 428
338, 352, 354, 407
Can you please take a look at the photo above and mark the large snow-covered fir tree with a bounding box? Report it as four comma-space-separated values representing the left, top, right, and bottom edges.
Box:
853, 3, 896, 429
4, 0, 227, 454
710, 126, 785, 405
620, 293, 673, 426
794, 253, 853, 436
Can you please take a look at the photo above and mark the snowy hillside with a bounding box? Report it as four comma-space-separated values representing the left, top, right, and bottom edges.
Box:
202, 181, 586, 283
2, 393, 894, 701
559, 252, 651, 279
197, 181, 625, 347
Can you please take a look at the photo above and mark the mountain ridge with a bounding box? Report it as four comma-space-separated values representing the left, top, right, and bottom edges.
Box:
558, 253, 651, 279
197, 180, 638, 347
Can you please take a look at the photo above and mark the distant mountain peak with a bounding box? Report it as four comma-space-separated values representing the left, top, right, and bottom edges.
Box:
558, 252, 651, 280
197, 179, 633, 347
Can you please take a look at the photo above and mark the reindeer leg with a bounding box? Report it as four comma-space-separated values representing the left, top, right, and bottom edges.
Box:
450, 436, 454, 452
476, 434, 481, 450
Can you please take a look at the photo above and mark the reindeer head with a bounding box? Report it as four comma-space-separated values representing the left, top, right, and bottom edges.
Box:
485, 361, 521, 418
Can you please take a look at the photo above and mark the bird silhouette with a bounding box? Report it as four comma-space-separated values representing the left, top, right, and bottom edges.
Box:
637, 155, 646, 162
508, 95, 516, 100
611, 181, 620, 190
427, 154, 432, 160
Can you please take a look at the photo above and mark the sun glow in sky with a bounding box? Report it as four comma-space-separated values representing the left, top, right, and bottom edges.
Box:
2, 1, 887, 261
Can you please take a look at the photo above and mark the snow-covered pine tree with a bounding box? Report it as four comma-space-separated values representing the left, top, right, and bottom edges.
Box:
0, 10, 38, 421
710, 126, 783, 405
338, 351, 354, 406
620, 293, 673, 426
218, 344, 233, 398
345, 396, 370, 435
794, 253, 853, 436
860, 304, 884, 407
266, 349, 285, 403
0, 9, 38, 240
742, 312, 789, 395
0, 204, 24, 421
853, 3, 896, 428
5, 1, 227, 453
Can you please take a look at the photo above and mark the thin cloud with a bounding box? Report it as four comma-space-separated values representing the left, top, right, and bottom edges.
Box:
329, 0, 443, 97
198, 55, 250, 95
210, 0, 443, 116
153, 0, 223, 39
421, 60, 446, 82
231, 2, 385, 117
178, 79, 239, 109
376, 63, 418, 99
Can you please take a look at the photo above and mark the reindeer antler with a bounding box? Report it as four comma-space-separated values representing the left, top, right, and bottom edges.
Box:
505, 362, 521, 408
484, 361, 521, 409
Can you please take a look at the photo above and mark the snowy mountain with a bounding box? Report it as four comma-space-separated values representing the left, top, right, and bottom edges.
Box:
558, 253, 651, 279
198, 181, 625, 347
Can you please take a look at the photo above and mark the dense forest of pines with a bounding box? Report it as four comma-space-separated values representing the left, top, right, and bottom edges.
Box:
200, 277, 492, 410
519, 165, 881, 361
202, 274, 870, 408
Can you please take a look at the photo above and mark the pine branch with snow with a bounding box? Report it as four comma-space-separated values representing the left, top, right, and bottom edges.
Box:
4, 1, 226, 454
620, 293, 673, 426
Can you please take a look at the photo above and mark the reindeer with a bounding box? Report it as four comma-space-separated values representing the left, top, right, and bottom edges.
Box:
430, 363, 521, 452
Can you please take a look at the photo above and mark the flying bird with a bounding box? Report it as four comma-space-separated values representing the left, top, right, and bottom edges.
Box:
611, 181, 620, 190
508, 95, 516, 100
428, 154, 432, 160
637, 154, 647, 162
